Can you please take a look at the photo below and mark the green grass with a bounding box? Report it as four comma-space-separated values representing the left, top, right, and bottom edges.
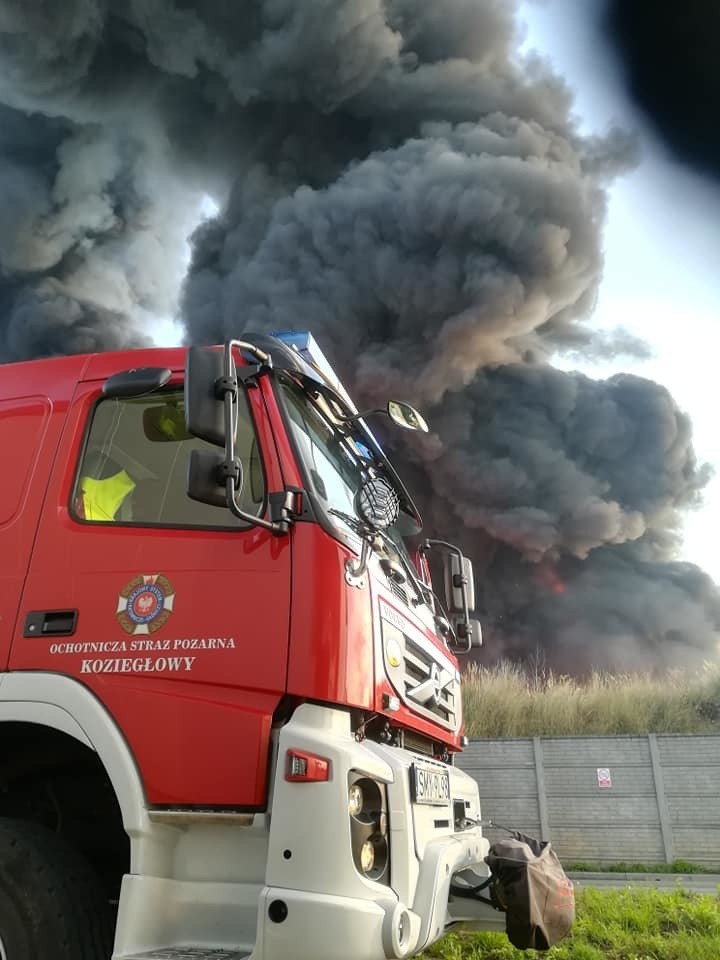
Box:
461, 661, 720, 737
565, 861, 713, 875
422, 888, 720, 960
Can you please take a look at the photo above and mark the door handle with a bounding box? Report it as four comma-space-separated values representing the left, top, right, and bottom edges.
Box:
24, 610, 78, 637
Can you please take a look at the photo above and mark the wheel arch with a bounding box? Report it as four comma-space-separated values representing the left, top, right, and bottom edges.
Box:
0, 672, 151, 866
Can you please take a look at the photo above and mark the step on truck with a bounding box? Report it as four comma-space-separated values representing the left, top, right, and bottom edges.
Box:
0, 331, 503, 960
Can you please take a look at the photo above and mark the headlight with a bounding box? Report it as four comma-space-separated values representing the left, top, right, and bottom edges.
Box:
348, 783, 364, 817
348, 774, 390, 885
359, 835, 389, 878
360, 840, 375, 873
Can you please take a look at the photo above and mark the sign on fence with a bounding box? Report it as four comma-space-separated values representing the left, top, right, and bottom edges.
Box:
597, 768, 612, 788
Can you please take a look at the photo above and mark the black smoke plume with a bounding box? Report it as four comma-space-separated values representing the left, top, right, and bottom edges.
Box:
0, 1, 717, 671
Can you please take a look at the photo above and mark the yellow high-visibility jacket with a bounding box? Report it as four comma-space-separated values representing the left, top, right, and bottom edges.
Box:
81, 470, 136, 521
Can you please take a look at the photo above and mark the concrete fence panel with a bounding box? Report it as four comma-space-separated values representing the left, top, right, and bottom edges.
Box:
456, 733, 720, 867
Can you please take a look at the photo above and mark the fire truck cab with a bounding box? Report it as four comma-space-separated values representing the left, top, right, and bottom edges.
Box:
0, 332, 497, 960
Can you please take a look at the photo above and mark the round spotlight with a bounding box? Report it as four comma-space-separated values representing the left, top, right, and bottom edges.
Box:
360, 840, 375, 874
348, 783, 364, 817
355, 477, 400, 530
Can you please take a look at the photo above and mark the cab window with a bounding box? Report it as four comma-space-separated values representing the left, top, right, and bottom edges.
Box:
71, 390, 265, 527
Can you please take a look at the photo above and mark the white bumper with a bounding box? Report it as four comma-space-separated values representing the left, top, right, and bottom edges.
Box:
253, 704, 492, 960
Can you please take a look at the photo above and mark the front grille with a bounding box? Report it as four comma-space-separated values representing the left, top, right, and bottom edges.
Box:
402, 729, 435, 756
379, 597, 460, 732
388, 579, 409, 606
403, 636, 458, 730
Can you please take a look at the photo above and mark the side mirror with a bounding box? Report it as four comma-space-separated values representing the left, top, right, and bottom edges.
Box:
450, 617, 482, 652
187, 450, 243, 508
387, 401, 429, 433
444, 554, 476, 615
184, 346, 229, 447
422, 539, 477, 654
339, 400, 429, 433
184, 339, 290, 536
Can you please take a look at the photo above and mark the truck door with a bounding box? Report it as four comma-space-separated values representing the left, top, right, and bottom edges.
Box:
0, 395, 53, 668
11, 372, 292, 808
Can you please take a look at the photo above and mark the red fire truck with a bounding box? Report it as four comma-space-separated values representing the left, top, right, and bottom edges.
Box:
0, 331, 498, 960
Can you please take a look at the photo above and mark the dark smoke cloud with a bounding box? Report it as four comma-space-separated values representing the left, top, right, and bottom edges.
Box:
186, 119, 626, 404
399, 366, 718, 672
418, 367, 709, 562
0, 3, 213, 361
472, 543, 720, 674
0, 98, 202, 359
0, 0, 717, 671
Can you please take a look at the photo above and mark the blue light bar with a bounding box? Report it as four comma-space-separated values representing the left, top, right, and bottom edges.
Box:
271, 330, 356, 412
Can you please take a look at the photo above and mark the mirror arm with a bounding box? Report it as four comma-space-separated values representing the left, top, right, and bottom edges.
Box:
268, 490, 296, 534
345, 537, 373, 586
453, 619, 473, 655
215, 372, 238, 397
220, 340, 287, 536
216, 458, 242, 487
338, 409, 385, 428
228, 338, 272, 366
224, 477, 291, 536
236, 363, 270, 387
215, 340, 273, 400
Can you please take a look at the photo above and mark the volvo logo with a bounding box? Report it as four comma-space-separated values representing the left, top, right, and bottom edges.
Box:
430, 663, 443, 707
409, 661, 451, 708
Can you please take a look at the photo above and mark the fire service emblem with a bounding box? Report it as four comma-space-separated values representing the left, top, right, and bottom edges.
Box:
116, 575, 175, 635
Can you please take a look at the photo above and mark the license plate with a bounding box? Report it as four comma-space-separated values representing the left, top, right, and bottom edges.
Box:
411, 763, 450, 805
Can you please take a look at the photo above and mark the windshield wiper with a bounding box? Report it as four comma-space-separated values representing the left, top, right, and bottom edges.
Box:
299, 376, 423, 534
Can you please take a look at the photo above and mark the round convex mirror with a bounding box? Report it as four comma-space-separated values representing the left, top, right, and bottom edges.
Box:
387, 401, 429, 433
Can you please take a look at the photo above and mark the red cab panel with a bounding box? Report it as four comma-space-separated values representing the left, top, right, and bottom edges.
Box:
11, 362, 292, 808
0, 354, 90, 669
287, 523, 374, 711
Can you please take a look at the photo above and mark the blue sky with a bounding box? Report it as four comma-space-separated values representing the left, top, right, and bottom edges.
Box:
519, 0, 720, 580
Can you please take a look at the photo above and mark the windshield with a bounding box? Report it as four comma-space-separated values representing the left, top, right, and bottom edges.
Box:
277, 373, 419, 568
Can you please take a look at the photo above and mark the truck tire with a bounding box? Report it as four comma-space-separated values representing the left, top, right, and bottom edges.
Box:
0, 817, 113, 959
